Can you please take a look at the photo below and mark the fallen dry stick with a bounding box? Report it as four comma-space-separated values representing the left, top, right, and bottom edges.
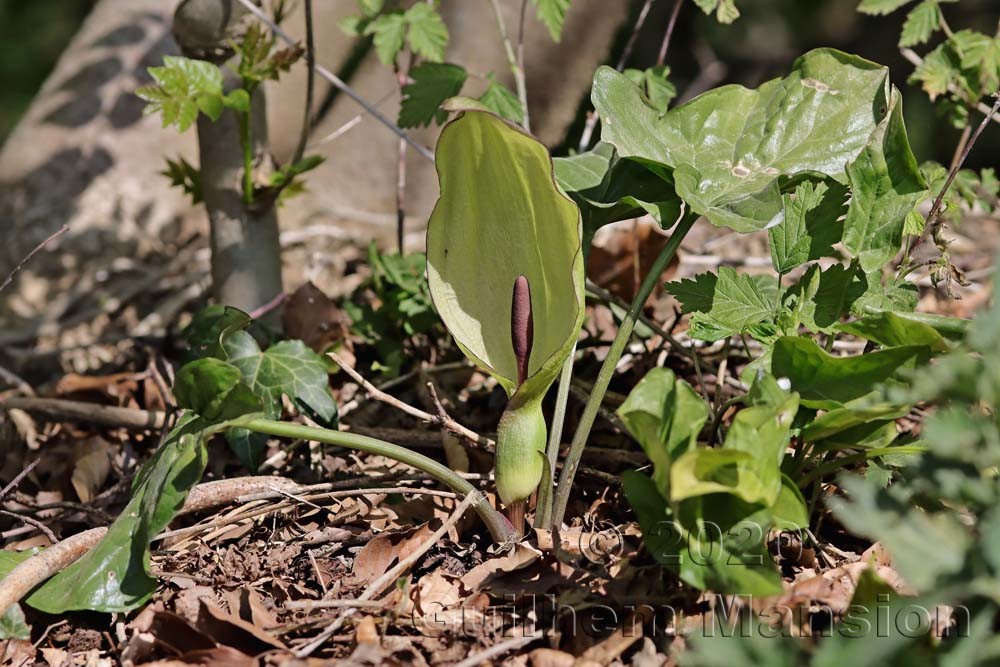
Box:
0, 475, 343, 619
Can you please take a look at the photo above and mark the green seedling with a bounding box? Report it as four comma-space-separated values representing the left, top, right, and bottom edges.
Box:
426, 109, 584, 531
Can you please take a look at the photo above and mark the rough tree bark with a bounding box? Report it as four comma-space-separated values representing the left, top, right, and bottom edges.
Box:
174, 0, 283, 315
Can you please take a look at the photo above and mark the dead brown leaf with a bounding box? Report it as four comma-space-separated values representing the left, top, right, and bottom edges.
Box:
281, 282, 350, 354
70, 436, 112, 502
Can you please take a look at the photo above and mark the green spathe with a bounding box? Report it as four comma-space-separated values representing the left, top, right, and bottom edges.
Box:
427, 110, 584, 505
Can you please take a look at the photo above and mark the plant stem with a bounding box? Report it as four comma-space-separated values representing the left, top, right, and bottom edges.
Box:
797, 444, 927, 488
488, 0, 530, 131
241, 417, 513, 542
238, 105, 254, 206
535, 344, 576, 528
657, 0, 685, 66
550, 214, 696, 529
291, 0, 315, 166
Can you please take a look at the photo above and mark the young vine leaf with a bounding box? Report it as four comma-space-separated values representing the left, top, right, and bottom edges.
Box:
532, 0, 572, 42
399, 63, 468, 128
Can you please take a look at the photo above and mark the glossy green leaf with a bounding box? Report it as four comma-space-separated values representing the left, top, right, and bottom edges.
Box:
554, 143, 682, 243
842, 89, 927, 272
27, 415, 211, 612
767, 179, 847, 274
772, 474, 809, 529
179, 304, 253, 363
836, 310, 949, 351
223, 337, 338, 426
800, 398, 910, 442
666, 267, 776, 342
618, 368, 709, 494
592, 49, 892, 232
174, 358, 262, 421
771, 336, 925, 409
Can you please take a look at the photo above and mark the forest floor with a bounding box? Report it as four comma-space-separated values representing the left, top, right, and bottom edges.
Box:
0, 215, 995, 667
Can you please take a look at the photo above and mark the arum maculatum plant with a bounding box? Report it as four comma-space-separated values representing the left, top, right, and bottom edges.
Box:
427, 109, 585, 532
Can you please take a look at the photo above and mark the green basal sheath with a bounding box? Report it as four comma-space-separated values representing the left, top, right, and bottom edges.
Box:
426, 109, 584, 529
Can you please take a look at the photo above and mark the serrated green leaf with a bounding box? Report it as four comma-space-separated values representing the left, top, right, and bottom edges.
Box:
405, 3, 448, 62
532, 0, 571, 41
399, 63, 467, 128
592, 49, 893, 232
899, 0, 941, 47
857, 0, 913, 15
768, 180, 848, 273
843, 89, 927, 273
338, 15, 367, 36
138, 56, 225, 132
365, 12, 407, 65
161, 156, 202, 205
666, 266, 776, 342
951, 29, 1000, 93
477, 75, 524, 124
909, 41, 965, 100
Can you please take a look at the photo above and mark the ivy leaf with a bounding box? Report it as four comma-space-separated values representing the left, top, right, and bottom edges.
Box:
0, 602, 29, 640
666, 267, 776, 342
843, 89, 927, 273
223, 336, 338, 426
399, 63, 467, 128
137, 56, 224, 131
593, 49, 894, 232
365, 12, 407, 65
405, 3, 449, 62
532, 0, 571, 41
174, 358, 263, 421
768, 180, 848, 274
477, 74, 524, 124
899, 0, 942, 47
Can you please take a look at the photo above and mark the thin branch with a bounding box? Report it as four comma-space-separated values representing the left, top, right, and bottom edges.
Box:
551, 213, 696, 529
1, 459, 41, 499
657, 0, 685, 66
453, 635, 540, 667
0, 509, 57, 543
0, 225, 68, 294
516, 0, 531, 132
911, 93, 1000, 256
578, 0, 656, 151
488, 0, 530, 132
328, 351, 495, 452
295, 492, 477, 657
233, 0, 434, 162
291, 0, 315, 166
2, 396, 169, 431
